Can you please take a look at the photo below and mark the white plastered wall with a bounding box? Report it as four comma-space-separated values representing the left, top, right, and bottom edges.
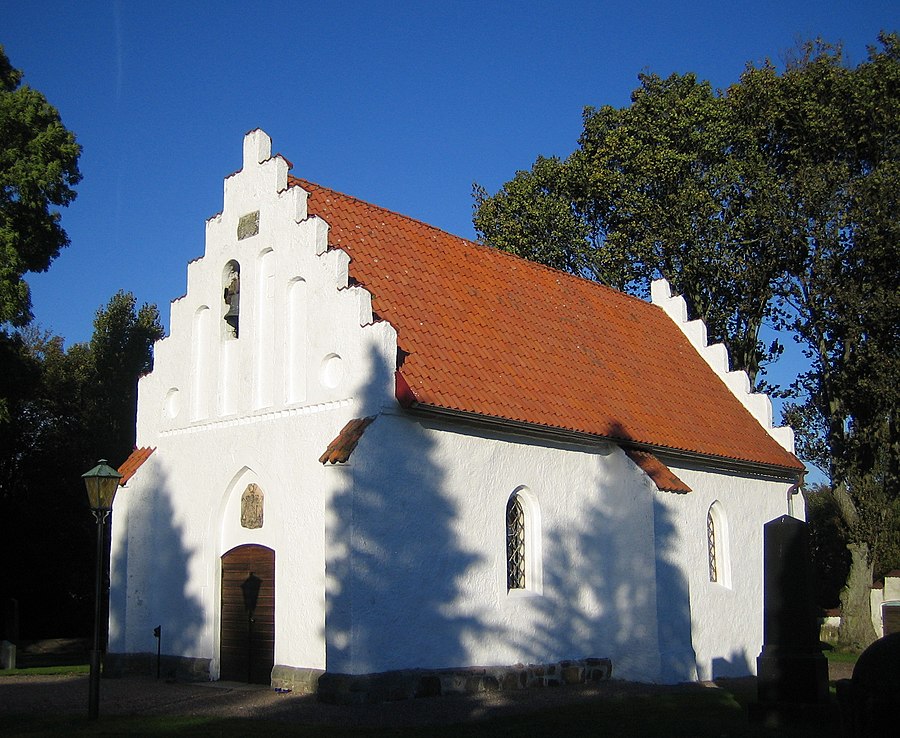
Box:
326, 410, 665, 683
109, 130, 397, 677
649, 278, 806, 682
653, 464, 801, 682
109, 129, 806, 686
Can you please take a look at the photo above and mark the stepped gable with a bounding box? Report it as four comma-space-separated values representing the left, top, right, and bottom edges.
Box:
292, 176, 803, 475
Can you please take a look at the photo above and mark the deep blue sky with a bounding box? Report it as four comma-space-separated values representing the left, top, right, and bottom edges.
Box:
2, 2, 896, 449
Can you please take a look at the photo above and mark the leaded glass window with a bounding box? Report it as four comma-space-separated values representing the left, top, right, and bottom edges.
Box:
507, 495, 526, 590
707, 507, 718, 583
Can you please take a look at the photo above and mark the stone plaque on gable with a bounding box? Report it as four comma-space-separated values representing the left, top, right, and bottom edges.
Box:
240, 483, 264, 529
237, 210, 260, 240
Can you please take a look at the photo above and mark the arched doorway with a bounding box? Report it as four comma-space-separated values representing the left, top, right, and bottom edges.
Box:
220, 544, 275, 683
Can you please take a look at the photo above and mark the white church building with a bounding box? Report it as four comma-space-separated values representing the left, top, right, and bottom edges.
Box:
108, 130, 805, 691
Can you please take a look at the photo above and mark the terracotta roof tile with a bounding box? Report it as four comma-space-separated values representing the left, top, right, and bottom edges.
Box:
294, 177, 803, 474
118, 447, 155, 485
320, 417, 377, 464
623, 449, 692, 494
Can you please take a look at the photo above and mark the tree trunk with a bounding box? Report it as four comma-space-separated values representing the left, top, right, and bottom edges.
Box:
837, 542, 877, 650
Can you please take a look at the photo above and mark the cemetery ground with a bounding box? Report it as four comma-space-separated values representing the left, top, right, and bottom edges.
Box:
0, 646, 856, 737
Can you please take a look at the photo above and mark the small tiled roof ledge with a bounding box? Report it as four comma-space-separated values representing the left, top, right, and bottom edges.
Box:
650, 278, 795, 454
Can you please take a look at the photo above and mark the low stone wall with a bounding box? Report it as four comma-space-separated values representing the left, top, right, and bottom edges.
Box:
316, 657, 613, 705
105, 652, 211, 682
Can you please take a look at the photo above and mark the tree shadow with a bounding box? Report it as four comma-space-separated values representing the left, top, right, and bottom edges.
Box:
108, 462, 207, 677
712, 650, 754, 679
324, 344, 488, 673
653, 493, 698, 682
323, 350, 694, 685
490, 422, 694, 684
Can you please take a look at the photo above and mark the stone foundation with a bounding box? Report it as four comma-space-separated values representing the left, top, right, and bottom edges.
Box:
102, 654, 612, 703
104, 652, 211, 682
317, 657, 612, 705
271, 664, 324, 693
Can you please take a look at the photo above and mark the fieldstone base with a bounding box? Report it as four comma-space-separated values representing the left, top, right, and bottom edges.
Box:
271, 664, 324, 694
317, 657, 613, 705
105, 652, 211, 682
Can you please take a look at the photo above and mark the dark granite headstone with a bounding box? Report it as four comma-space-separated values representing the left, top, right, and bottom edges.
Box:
756, 515, 829, 706
836, 632, 900, 736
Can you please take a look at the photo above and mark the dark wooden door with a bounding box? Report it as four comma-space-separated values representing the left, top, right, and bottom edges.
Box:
220, 545, 275, 683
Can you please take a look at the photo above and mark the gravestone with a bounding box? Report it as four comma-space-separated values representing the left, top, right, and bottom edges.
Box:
1, 598, 18, 669
836, 631, 900, 736
755, 515, 829, 706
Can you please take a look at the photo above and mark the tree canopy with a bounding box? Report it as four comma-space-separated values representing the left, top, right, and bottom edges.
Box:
474, 32, 900, 647
0, 292, 162, 637
755, 35, 900, 646
0, 44, 81, 328
474, 70, 789, 384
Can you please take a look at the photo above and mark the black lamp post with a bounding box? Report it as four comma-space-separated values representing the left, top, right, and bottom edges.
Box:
82, 460, 122, 720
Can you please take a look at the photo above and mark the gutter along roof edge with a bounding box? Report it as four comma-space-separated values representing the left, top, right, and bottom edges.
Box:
398, 400, 804, 482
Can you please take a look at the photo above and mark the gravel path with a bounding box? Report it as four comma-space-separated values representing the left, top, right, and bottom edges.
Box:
0, 661, 853, 730
0, 674, 722, 728
0, 675, 684, 727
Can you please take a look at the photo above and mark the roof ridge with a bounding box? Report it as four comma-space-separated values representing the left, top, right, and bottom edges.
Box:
288, 175, 651, 310
290, 176, 470, 247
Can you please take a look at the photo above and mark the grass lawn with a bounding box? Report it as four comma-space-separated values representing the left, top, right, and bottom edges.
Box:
823, 648, 860, 664
0, 665, 90, 677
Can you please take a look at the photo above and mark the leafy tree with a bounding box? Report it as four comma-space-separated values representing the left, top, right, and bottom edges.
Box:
473, 156, 593, 278
0, 292, 162, 637
0, 327, 96, 636
82, 290, 164, 464
803, 485, 851, 610
474, 72, 789, 384
753, 34, 900, 647
0, 45, 81, 329
475, 33, 900, 648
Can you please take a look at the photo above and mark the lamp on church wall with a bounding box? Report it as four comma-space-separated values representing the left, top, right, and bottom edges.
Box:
82, 460, 122, 720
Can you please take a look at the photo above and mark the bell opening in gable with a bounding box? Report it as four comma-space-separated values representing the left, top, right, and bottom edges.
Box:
223, 260, 241, 339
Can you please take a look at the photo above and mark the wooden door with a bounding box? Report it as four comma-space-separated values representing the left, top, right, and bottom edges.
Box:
220, 545, 275, 683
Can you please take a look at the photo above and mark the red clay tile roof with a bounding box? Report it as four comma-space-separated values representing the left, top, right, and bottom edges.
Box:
293, 177, 803, 475
320, 417, 377, 464
623, 449, 692, 494
118, 447, 155, 485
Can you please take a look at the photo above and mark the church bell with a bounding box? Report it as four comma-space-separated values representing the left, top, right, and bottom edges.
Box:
224, 297, 240, 320
224, 290, 240, 335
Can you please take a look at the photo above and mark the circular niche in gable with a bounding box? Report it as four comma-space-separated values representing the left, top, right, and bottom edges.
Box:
319, 353, 345, 390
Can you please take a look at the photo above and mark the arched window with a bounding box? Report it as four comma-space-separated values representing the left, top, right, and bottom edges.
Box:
707, 501, 731, 587
505, 488, 542, 594
506, 494, 526, 590
707, 507, 718, 582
